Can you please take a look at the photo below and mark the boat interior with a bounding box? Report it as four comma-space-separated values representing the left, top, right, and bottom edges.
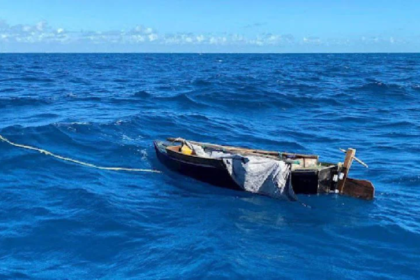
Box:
163, 142, 336, 171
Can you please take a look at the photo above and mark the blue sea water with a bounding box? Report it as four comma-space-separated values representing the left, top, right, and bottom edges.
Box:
0, 53, 419, 279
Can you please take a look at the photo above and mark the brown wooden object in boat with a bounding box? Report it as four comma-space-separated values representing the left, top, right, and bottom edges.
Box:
343, 178, 375, 200
338, 148, 355, 193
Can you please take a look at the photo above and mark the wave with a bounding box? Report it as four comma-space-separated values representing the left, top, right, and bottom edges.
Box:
65, 95, 103, 102
0, 77, 55, 83
349, 81, 409, 95
375, 120, 419, 129
411, 84, 420, 92
0, 88, 22, 93
190, 78, 213, 86
0, 97, 51, 108
132, 90, 153, 98
132, 90, 207, 108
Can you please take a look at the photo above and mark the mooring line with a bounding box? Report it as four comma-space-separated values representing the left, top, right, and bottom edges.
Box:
0, 134, 161, 173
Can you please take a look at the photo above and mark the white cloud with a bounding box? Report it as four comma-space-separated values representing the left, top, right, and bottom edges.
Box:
196, 35, 205, 43
0, 20, 73, 44
0, 19, 417, 52
0, 19, 301, 47
148, 33, 158, 41
144, 27, 153, 34
303, 36, 321, 44
36, 21, 47, 31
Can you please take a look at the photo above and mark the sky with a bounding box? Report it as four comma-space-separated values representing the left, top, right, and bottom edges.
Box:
0, 0, 420, 53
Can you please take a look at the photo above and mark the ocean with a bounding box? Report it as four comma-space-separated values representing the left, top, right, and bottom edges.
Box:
0, 53, 419, 279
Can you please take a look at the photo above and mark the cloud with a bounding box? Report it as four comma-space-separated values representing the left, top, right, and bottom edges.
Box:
0, 19, 297, 48
0, 20, 161, 45
0, 20, 72, 44
0, 19, 418, 52
303, 36, 321, 44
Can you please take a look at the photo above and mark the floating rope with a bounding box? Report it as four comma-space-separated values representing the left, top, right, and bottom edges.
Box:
0, 134, 161, 173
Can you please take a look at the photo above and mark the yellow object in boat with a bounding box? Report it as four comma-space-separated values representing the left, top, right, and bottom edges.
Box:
180, 144, 193, 155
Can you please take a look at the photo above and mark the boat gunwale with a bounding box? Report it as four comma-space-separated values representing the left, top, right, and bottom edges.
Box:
157, 141, 337, 172
167, 137, 320, 159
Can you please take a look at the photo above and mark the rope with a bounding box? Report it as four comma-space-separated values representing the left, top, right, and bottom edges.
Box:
0, 134, 161, 173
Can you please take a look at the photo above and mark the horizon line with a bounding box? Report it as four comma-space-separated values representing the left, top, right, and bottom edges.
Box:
1, 51, 420, 55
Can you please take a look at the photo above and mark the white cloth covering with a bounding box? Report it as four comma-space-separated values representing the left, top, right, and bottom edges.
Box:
188, 141, 296, 200
222, 155, 297, 200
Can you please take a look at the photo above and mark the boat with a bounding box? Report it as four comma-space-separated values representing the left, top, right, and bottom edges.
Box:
154, 137, 375, 200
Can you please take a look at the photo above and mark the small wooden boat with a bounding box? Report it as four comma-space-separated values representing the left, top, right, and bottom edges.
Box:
154, 138, 375, 200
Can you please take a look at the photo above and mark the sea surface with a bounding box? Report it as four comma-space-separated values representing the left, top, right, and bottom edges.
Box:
0, 53, 419, 279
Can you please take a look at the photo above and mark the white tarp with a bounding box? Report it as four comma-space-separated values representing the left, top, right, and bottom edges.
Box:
223, 156, 297, 201
188, 141, 296, 200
